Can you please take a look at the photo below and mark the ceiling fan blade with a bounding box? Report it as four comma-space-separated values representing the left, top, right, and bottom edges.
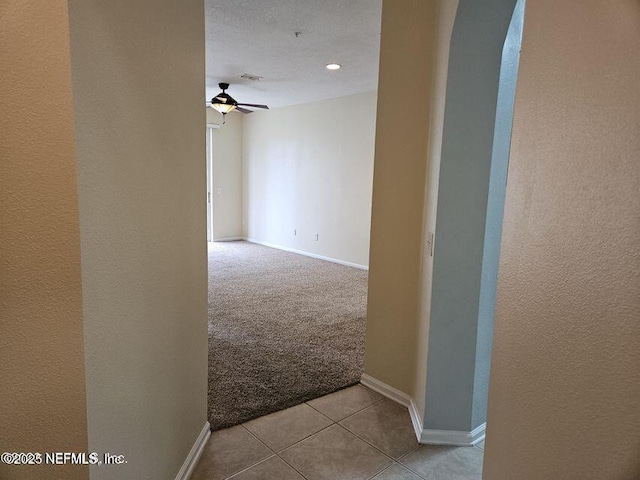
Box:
237, 103, 269, 109
235, 106, 253, 114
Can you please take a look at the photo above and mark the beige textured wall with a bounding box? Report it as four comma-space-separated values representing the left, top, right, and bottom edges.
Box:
484, 1, 640, 478
0, 2, 88, 479
365, 0, 438, 392
243, 92, 377, 267
206, 109, 243, 240
67, 1, 208, 479
412, 0, 458, 415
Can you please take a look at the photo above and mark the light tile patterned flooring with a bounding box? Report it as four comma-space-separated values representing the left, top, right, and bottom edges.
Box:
192, 384, 485, 480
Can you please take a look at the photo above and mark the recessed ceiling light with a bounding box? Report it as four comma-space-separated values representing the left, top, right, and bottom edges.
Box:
325, 63, 341, 70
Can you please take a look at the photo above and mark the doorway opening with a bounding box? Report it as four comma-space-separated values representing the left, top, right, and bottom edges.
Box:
204, 0, 381, 431
420, 0, 526, 462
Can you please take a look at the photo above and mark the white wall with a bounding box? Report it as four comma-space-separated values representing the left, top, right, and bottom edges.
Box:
1, 4, 88, 479
413, 0, 458, 420
484, 0, 640, 477
67, 1, 208, 479
364, 0, 438, 394
242, 91, 377, 268
207, 109, 243, 240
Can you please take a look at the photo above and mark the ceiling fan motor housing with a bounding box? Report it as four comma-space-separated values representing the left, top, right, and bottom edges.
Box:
213, 83, 238, 106
209, 83, 269, 117
213, 92, 237, 106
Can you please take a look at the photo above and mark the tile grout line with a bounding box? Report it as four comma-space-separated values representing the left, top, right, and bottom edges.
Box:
274, 423, 394, 480
216, 426, 279, 480
338, 395, 410, 426
201, 425, 274, 479
365, 462, 420, 480
226, 387, 410, 480
394, 445, 428, 480
303, 402, 339, 421
366, 463, 396, 480
364, 460, 410, 480
226, 422, 322, 480
270, 421, 391, 477
223, 454, 278, 480
248, 395, 385, 457
333, 423, 398, 465
335, 399, 418, 450
337, 395, 429, 479
394, 446, 432, 480
395, 442, 485, 480
274, 452, 311, 480
239, 423, 277, 454
273, 422, 337, 454
300, 401, 336, 424
216, 384, 481, 480
272, 390, 390, 458
306, 394, 386, 426
331, 424, 425, 480
365, 464, 397, 480
397, 462, 429, 480
303, 397, 383, 423
277, 401, 419, 474
396, 444, 421, 462
241, 403, 337, 456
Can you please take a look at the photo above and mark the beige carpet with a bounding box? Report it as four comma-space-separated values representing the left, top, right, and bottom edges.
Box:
208, 241, 368, 430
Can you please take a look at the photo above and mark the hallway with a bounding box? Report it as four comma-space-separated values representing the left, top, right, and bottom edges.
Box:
3, 2, 639, 479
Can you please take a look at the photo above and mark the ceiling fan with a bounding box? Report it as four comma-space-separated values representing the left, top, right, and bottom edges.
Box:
207, 82, 269, 123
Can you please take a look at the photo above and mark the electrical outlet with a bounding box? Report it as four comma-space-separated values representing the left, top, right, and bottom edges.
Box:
314, 233, 319, 241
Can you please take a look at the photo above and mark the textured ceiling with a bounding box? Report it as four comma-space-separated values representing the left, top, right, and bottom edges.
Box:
205, 0, 382, 108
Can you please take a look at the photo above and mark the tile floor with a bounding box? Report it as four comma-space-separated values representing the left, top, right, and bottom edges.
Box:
191, 384, 485, 480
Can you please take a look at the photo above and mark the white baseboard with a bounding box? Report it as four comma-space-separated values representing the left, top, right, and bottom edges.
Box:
408, 400, 426, 444
360, 373, 412, 407
244, 238, 369, 270
210, 237, 243, 242
360, 374, 423, 443
420, 423, 486, 446
175, 421, 211, 480
360, 374, 485, 447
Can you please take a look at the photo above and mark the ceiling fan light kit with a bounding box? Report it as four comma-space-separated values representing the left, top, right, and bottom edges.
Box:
208, 82, 269, 124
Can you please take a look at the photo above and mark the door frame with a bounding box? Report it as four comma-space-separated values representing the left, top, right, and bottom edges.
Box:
206, 123, 219, 242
